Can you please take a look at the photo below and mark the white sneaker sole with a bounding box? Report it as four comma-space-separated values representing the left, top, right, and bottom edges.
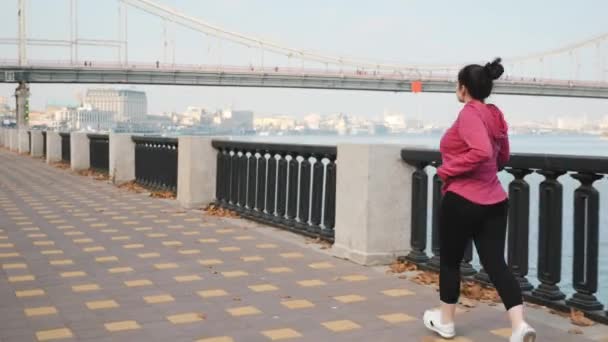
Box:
423, 318, 455, 339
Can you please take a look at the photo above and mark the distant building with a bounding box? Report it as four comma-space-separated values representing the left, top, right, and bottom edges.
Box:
383, 110, 406, 133
216, 109, 253, 131
52, 106, 114, 131
254, 115, 296, 131
84, 89, 147, 123
303, 113, 321, 130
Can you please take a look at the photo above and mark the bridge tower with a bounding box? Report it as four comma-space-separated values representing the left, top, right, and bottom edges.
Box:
18, 0, 26, 66
15, 81, 30, 128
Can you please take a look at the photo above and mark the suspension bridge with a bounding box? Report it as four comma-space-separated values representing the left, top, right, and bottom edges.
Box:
1, 0, 608, 127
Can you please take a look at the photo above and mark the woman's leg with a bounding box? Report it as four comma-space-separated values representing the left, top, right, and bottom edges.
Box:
473, 201, 525, 329
439, 192, 480, 323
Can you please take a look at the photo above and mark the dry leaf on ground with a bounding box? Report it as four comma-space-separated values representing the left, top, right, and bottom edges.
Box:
570, 309, 595, 327
387, 260, 418, 274
77, 169, 109, 181
411, 271, 439, 286
117, 180, 146, 193
150, 191, 176, 199
305, 237, 332, 249
51, 162, 70, 169
203, 204, 239, 218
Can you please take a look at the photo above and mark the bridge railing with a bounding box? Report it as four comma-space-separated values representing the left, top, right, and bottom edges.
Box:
212, 140, 337, 240
88, 134, 109, 172
401, 148, 608, 323
2, 59, 606, 88
59, 132, 70, 163
132, 136, 178, 192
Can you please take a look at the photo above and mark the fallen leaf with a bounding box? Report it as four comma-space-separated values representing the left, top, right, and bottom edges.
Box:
150, 190, 176, 199
388, 260, 418, 274
459, 298, 477, 308
203, 204, 240, 218
118, 181, 146, 193
570, 309, 595, 327
197, 313, 207, 320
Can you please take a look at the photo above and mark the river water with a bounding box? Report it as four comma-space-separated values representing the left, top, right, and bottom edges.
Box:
230, 133, 608, 300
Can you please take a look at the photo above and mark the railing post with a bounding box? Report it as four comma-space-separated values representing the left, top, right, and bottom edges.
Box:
177, 136, 217, 209
109, 133, 135, 185
566, 172, 604, 311
30, 130, 44, 157
404, 162, 429, 264
286, 155, 299, 224
18, 129, 29, 154
309, 154, 325, 235
322, 155, 337, 238
506, 168, 534, 291
246, 152, 257, 209
532, 170, 567, 301
46, 131, 62, 164
237, 150, 248, 209
427, 173, 443, 272
333, 144, 411, 265
70, 132, 90, 171
276, 152, 288, 222
255, 151, 267, 215
266, 152, 278, 216
296, 154, 312, 231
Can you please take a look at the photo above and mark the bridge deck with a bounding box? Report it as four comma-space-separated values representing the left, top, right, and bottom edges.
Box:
0, 149, 604, 341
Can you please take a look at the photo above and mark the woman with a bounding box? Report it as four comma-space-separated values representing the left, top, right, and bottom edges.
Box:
423, 58, 536, 342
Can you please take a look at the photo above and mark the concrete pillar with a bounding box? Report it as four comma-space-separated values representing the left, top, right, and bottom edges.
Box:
332, 144, 413, 266
15, 81, 30, 129
0, 128, 5, 147
70, 132, 90, 171
30, 130, 43, 157
9, 129, 18, 151
109, 133, 135, 184
46, 132, 62, 163
18, 129, 30, 153
177, 136, 217, 209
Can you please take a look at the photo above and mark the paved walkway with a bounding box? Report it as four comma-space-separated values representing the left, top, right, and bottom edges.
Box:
0, 149, 604, 342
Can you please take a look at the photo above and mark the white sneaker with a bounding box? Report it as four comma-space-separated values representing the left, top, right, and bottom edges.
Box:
510, 323, 536, 342
423, 309, 455, 339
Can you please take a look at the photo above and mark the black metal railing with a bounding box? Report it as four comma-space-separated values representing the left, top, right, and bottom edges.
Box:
88, 134, 109, 172
132, 136, 178, 191
59, 132, 70, 163
212, 140, 337, 240
27, 131, 31, 152
401, 148, 608, 323
42, 131, 47, 157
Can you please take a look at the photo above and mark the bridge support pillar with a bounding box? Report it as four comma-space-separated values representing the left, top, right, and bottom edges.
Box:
70, 132, 90, 171
46, 132, 62, 164
30, 130, 43, 157
18, 129, 29, 153
332, 144, 413, 266
109, 133, 135, 185
15, 81, 30, 129
177, 136, 217, 209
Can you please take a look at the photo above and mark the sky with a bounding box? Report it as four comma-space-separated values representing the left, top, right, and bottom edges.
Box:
0, 0, 607, 125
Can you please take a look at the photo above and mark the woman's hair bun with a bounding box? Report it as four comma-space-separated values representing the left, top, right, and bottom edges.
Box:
484, 58, 504, 80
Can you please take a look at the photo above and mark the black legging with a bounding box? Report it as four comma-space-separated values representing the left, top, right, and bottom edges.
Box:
439, 191, 523, 311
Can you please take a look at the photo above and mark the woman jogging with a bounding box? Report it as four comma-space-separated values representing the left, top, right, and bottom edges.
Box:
423, 58, 536, 342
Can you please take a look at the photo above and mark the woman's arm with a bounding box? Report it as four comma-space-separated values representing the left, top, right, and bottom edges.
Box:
437, 109, 492, 180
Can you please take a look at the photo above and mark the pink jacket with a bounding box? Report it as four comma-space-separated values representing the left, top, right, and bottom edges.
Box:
437, 100, 509, 205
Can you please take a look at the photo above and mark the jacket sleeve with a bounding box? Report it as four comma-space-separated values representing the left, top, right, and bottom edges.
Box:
437, 109, 492, 179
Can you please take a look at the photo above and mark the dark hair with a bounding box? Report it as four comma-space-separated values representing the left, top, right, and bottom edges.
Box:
457, 58, 504, 101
